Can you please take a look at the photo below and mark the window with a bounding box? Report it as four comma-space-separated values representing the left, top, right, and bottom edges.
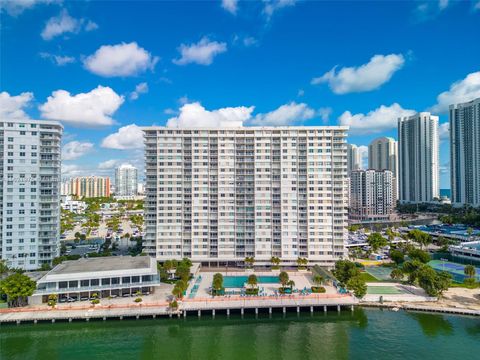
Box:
90, 279, 99, 286
122, 277, 131, 284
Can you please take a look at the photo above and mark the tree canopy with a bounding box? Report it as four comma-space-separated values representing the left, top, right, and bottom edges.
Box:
0, 273, 37, 307
367, 233, 388, 252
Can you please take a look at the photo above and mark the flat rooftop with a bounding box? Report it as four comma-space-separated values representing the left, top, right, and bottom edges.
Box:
48, 256, 151, 275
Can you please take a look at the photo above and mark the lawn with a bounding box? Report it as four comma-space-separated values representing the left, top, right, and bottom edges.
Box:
359, 272, 380, 282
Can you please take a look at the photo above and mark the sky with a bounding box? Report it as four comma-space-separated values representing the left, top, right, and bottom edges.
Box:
1, 0, 480, 188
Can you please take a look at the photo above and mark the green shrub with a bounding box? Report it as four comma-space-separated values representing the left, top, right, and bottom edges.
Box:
134, 297, 142, 303
311, 286, 326, 293
245, 288, 259, 295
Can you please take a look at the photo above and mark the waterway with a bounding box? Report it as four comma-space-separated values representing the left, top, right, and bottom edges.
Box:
1, 308, 479, 359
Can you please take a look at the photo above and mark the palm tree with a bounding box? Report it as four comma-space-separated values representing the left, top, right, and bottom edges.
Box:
464, 265, 476, 279
270, 256, 280, 269
296, 257, 308, 269
279, 271, 289, 288
247, 274, 258, 289
244, 257, 255, 269
172, 284, 184, 299
287, 280, 295, 290
312, 274, 323, 287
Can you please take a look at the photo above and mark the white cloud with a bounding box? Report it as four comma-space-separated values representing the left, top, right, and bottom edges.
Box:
173, 37, 227, 66
167, 102, 254, 128
41, 10, 80, 40
339, 103, 415, 135
84, 42, 159, 77
439, 122, 450, 141
430, 71, 480, 114
40, 52, 75, 66
243, 36, 258, 47
62, 141, 94, 160
251, 102, 315, 126
318, 107, 332, 122
98, 159, 120, 169
85, 20, 98, 31
101, 124, 144, 150
475, 1, 480, 10
415, 0, 450, 21
62, 164, 84, 177
39, 86, 124, 127
264, 0, 297, 18
1, 0, 60, 17
130, 82, 149, 100
40, 10, 97, 41
0, 91, 34, 119
312, 54, 405, 94
222, 0, 238, 14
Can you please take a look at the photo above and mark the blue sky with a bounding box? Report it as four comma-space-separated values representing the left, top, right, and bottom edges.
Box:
1, 0, 480, 188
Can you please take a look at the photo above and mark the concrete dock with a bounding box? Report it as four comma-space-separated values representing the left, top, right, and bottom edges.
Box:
0, 294, 357, 324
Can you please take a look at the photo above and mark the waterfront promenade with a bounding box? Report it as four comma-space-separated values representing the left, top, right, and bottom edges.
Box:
0, 293, 357, 324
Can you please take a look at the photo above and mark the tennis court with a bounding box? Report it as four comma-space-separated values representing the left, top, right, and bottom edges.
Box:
429, 260, 480, 282
366, 286, 405, 295
365, 266, 393, 281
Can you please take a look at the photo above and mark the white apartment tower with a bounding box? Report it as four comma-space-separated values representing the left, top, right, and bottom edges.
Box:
115, 164, 138, 196
143, 127, 349, 266
450, 97, 480, 207
0, 119, 62, 270
347, 144, 361, 175
398, 112, 439, 203
349, 170, 396, 222
368, 137, 398, 178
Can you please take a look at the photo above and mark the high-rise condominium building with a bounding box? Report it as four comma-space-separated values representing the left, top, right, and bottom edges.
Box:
368, 136, 398, 198
115, 164, 138, 196
450, 97, 480, 207
398, 112, 439, 203
0, 119, 62, 270
143, 126, 349, 266
347, 144, 361, 175
368, 137, 398, 177
349, 170, 396, 222
68, 176, 111, 198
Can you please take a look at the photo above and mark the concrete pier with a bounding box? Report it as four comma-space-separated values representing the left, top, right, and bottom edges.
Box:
324, 305, 327, 313
226, 309, 230, 316
310, 306, 314, 313
212, 309, 215, 318
198, 310, 201, 317
337, 305, 341, 313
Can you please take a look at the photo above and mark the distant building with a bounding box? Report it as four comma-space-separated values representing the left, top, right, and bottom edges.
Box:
69, 176, 111, 198
137, 182, 145, 195
115, 164, 138, 196
60, 180, 71, 196
60, 195, 86, 214
398, 112, 439, 203
368, 136, 398, 197
349, 169, 396, 222
0, 119, 62, 270
450, 97, 480, 207
347, 144, 362, 175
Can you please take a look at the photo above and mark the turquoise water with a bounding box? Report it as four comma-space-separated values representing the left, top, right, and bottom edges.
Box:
223, 275, 279, 288
1, 308, 479, 359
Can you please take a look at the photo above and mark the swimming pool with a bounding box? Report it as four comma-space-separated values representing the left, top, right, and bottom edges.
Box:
223, 275, 280, 288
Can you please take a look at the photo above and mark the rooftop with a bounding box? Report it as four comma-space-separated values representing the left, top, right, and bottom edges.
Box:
48, 256, 151, 275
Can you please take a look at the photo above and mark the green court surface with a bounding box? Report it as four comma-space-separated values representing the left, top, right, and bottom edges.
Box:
367, 286, 404, 295
365, 266, 393, 281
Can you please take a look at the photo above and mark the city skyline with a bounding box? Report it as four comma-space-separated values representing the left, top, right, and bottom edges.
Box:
1, 1, 480, 188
